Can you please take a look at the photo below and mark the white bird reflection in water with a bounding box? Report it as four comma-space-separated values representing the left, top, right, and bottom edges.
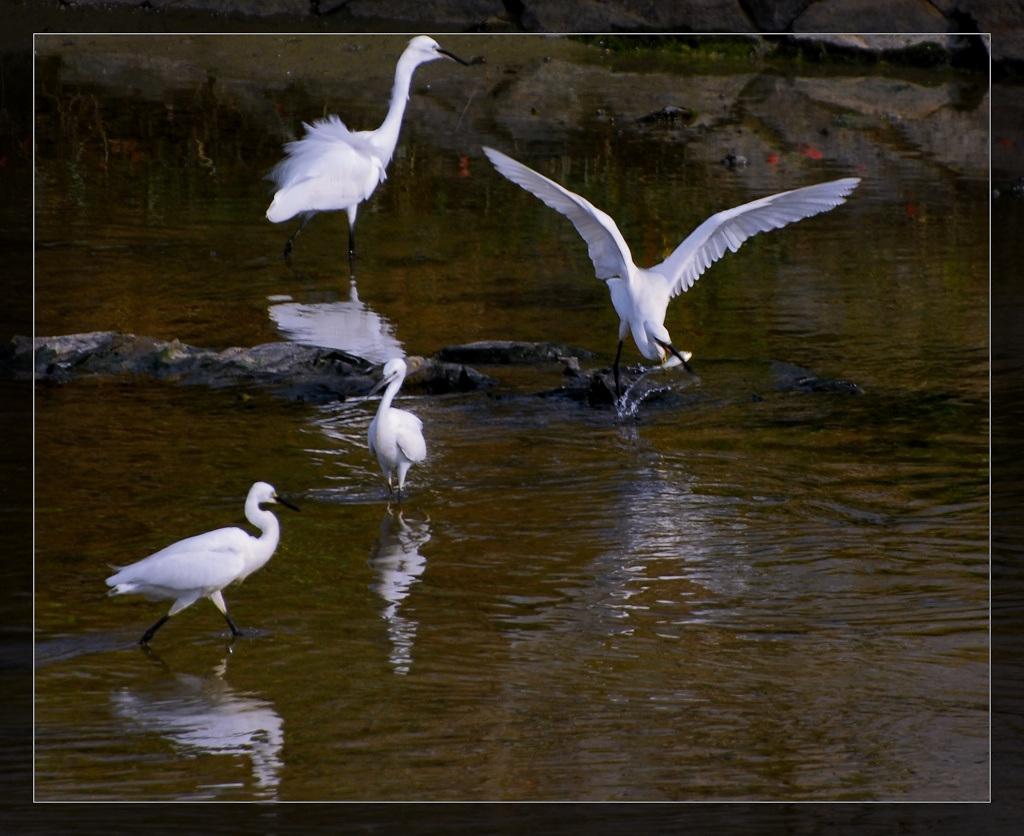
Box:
368, 507, 431, 675
269, 280, 404, 364
109, 657, 284, 800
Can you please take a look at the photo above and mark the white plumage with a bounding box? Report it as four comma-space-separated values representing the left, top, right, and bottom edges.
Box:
266, 35, 470, 270
482, 146, 860, 396
106, 481, 299, 645
367, 358, 427, 497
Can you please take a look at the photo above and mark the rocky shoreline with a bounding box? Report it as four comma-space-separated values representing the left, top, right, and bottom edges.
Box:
12, 1, 1015, 67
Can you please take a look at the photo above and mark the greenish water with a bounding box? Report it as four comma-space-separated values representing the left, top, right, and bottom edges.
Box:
32, 34, 988, 801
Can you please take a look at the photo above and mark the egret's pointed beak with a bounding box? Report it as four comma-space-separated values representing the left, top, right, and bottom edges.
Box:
437, 46, 475, 66
654, 339, 696, 375
368, 372, 395, 397
275, 495, 300, 512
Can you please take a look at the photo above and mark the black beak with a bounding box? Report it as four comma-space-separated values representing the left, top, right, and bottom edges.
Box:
654, 337, 698, 377
277, 496, 300, 512
438, 46, 474, 66
368, 371, 395, 396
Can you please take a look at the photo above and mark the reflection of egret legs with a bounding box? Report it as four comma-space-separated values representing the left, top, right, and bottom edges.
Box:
267, 285, 404, 364
369, 506, 430, 675
110, 655, 284, 799
140, 641, 172, 669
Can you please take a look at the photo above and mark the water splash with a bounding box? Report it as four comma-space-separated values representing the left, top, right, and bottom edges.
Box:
614, 367, 685, 419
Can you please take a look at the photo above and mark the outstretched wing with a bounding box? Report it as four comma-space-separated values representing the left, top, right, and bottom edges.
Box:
483, 147, 634, 282
656, 177, 861, 298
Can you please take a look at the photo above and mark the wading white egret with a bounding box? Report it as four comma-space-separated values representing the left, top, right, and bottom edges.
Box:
106, 482, 299, 645
367, 358, 426, 497
482, 146, 860, 397
266, 35, 471, 271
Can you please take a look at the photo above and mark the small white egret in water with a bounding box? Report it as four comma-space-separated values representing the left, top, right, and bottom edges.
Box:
106, 482, 299, 645
482, 146, 860, 397
367, 358, 427, 497
266, 35, 472, 271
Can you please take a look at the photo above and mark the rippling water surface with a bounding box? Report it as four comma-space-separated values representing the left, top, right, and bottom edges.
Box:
32, 34, 988, 801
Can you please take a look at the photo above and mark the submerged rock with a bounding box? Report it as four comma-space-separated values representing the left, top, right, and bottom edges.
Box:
539, 358, 862, 407
770, 361, 864, 395
788, 375, 863, 395
539, 364, 700, 408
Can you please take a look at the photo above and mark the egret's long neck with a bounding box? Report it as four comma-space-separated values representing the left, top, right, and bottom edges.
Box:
378, 378, 402, 414
373, 52, 421, 163
245, 497, 282, 562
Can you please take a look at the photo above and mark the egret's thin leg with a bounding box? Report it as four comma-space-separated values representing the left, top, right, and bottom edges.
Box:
612, 339, 624, 399
211, 591, 242, 637
348, 222, 356, 279
140, 614, 171, 645
346, 204, 359, 280
284, 213, 315, 259
222, 611, 242, 637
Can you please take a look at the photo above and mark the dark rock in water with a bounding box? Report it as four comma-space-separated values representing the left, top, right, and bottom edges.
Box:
538, 358, 862, 408
405, 357, 494, 395
3, 333, 863, 409
581, 370, 618, 405
435, 340, 595, 366
3, 332, 496, 404
586, 371, 617, 407
537, 365, 687, 408
534, 368, 614, 404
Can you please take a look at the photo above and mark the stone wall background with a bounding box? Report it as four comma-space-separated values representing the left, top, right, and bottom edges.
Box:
6, 0, 1018, 196
9, 0, 1021, 66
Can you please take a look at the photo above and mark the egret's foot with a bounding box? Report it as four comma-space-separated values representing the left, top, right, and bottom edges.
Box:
139, 614, 171, 645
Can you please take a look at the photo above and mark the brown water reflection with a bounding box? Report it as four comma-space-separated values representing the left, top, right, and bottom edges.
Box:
33, 34, 987, 801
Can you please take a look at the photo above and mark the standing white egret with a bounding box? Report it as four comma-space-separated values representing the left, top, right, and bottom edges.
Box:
266, 35, 472, 271
482, 146, 860, 397
367, 357, 427, 497
106, 482, 299, 645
